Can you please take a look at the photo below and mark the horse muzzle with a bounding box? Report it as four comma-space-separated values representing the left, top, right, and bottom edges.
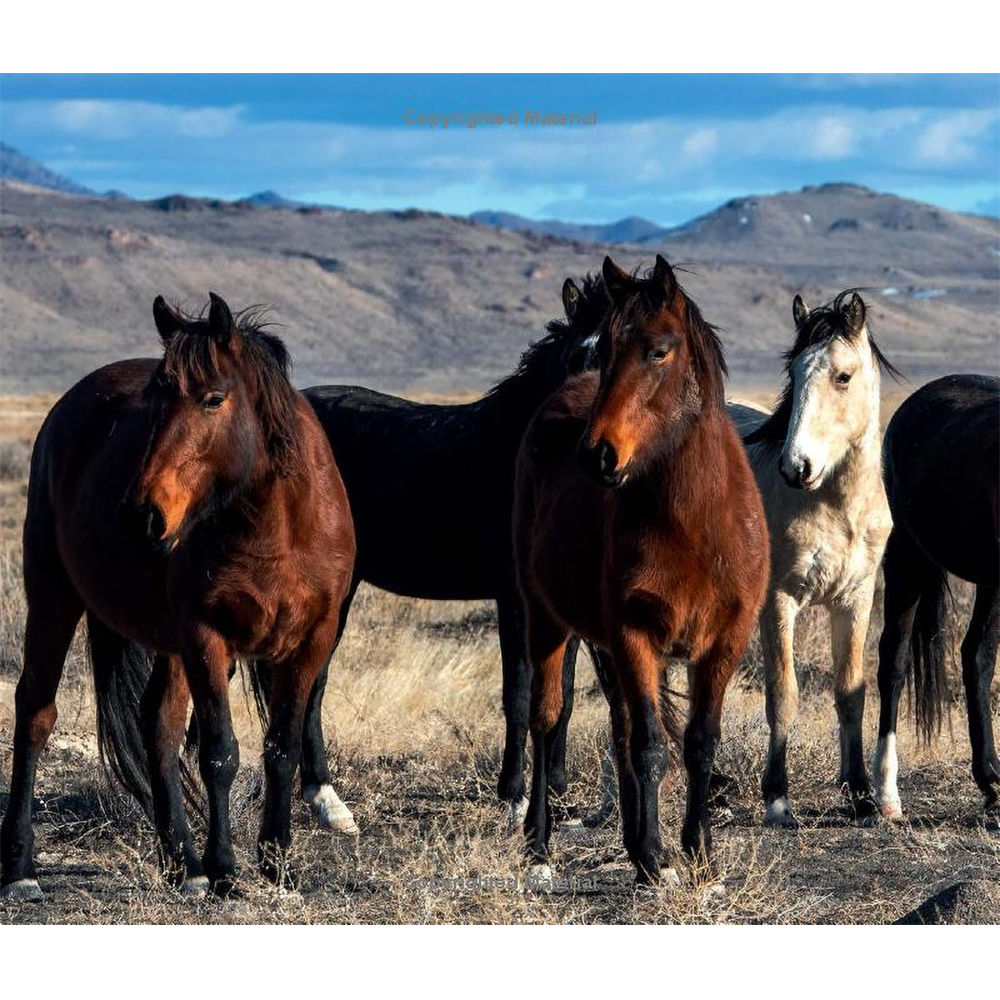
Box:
579, 438, 630, 489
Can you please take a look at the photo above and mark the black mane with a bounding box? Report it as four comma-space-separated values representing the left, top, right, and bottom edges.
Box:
486, 273, 608, 402
744, 290, 902, 447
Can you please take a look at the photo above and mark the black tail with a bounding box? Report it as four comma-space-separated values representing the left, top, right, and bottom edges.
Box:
86, 612, 154, 814
583, 639, 683, 748
907, 570, 951, 741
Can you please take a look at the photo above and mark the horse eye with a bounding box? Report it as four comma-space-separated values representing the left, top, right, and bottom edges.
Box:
648, 348, 671, 364
835, 372, 852, 386
201, 391, 227, 410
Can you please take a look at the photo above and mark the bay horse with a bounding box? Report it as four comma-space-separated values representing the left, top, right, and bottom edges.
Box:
729, 291, 898, 826
514, 255, 768, 884
873, 374, 999, 820
0, 294, 355, 900
292, 276, 607, 828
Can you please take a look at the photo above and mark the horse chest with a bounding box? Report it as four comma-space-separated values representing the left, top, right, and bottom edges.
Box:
204, 571, 322, 662
780, 501, 888, 607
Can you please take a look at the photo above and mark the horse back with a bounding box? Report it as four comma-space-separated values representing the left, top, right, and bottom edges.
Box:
303, 384, 515, 598
884, 374, 999, 585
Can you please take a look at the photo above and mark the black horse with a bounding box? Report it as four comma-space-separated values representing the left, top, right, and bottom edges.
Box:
873, 374, 1000, 821
288, 276, 609, 825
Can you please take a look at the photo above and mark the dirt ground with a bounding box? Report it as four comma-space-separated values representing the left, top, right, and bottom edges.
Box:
1, 391, 997, 925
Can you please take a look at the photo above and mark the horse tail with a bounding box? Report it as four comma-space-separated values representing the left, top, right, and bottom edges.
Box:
907, 568, 951, 742
582, 639, 683, 748
86, 612, 154, 814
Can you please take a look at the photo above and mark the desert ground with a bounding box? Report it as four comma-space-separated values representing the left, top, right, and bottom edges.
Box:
1, 388, 997, 926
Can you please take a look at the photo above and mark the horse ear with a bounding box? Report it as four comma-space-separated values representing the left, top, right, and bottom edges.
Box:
562, 278, 581, 320
792, 294, 810, 328
652, 254, 677, 298
208, 292, 234, 346
846, 292, 866, 332
602, 256, 632, 301
152, 296, 183, 344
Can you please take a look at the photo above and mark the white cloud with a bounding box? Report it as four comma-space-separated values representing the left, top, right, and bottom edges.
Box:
810, 116, 856, 159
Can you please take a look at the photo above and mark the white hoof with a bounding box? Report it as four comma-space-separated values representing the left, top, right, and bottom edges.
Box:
1, 878, 43, 902
507, 796, 529, 832
763, 796, 798, 828
180, 875, 210, 898
526, 863, 554, 892
662, 867, 681, 889
878, 798, 904, 821
303, 783, 359, 835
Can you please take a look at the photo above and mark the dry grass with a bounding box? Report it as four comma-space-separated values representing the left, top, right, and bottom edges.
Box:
1, 391, 997, 925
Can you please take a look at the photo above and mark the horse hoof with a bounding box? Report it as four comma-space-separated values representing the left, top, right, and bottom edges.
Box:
1, 878, 43, 902
763, 797, 799, 829
180, 876, 210, 899
526, 863, 554, 892
662, 867, 681, 889
879, 799, 904, 821
303, 784, 359, 835
507, 796, 529, 832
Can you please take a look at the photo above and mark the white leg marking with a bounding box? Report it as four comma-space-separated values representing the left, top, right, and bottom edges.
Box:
526, 863, 554, 892
303, 783, 359, 835
1, 878, 43, 901
507, 795, 529, 831
872, 735, 903, 819
763, 795, 798, 828
180, 875, 210, 898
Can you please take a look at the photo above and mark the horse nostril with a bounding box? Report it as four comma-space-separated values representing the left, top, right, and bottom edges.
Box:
598, 441, 618, 478
800, 457, 812, 484
144, 503, 167, 541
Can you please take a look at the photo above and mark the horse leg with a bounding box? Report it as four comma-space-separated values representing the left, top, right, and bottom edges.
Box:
584, 646, 620, 828
831, 591, 877, 823
961, 585, 1000, 814
523, 606, 569, 871
138, 653, 204, 893
258, 628, 337, 886
682, 643, 740, 862
300, 578, 359, 834
548, 636, 579, 804
185, 632, 240, 895
497, 592, 530, 827
615, 628, 667, 885
873, 528, 925, 819
760, 592, 801, 827
1, 588, 81, 900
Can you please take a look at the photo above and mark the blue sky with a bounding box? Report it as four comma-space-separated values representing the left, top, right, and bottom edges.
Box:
1, 74, 998, 224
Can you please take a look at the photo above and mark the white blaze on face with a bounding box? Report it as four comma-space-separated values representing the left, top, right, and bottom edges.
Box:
781, 327, 876, 490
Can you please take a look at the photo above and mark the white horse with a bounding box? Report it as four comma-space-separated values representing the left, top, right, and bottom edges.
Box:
731, 290, 897, 826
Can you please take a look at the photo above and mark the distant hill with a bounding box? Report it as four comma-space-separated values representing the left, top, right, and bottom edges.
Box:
238, 190, 313, 209
470, 210, 667, 245
0, 171, 997, 395
0, 143, 95, 196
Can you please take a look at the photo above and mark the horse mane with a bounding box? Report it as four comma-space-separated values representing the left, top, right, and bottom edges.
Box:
615, 264, 728, 409
158, 304, 304, 476
743, 290, 903, 447
486, 273, 608, 401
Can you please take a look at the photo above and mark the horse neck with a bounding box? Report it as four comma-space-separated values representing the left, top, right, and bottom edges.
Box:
646, 402, 728, 509
479, 357, 565, 432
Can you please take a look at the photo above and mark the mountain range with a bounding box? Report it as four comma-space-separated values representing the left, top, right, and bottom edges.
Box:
1, 145, 997, 396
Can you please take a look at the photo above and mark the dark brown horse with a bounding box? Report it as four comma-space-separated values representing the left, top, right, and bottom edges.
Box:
514, 255, 769, 884
0, 294, 355, 900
